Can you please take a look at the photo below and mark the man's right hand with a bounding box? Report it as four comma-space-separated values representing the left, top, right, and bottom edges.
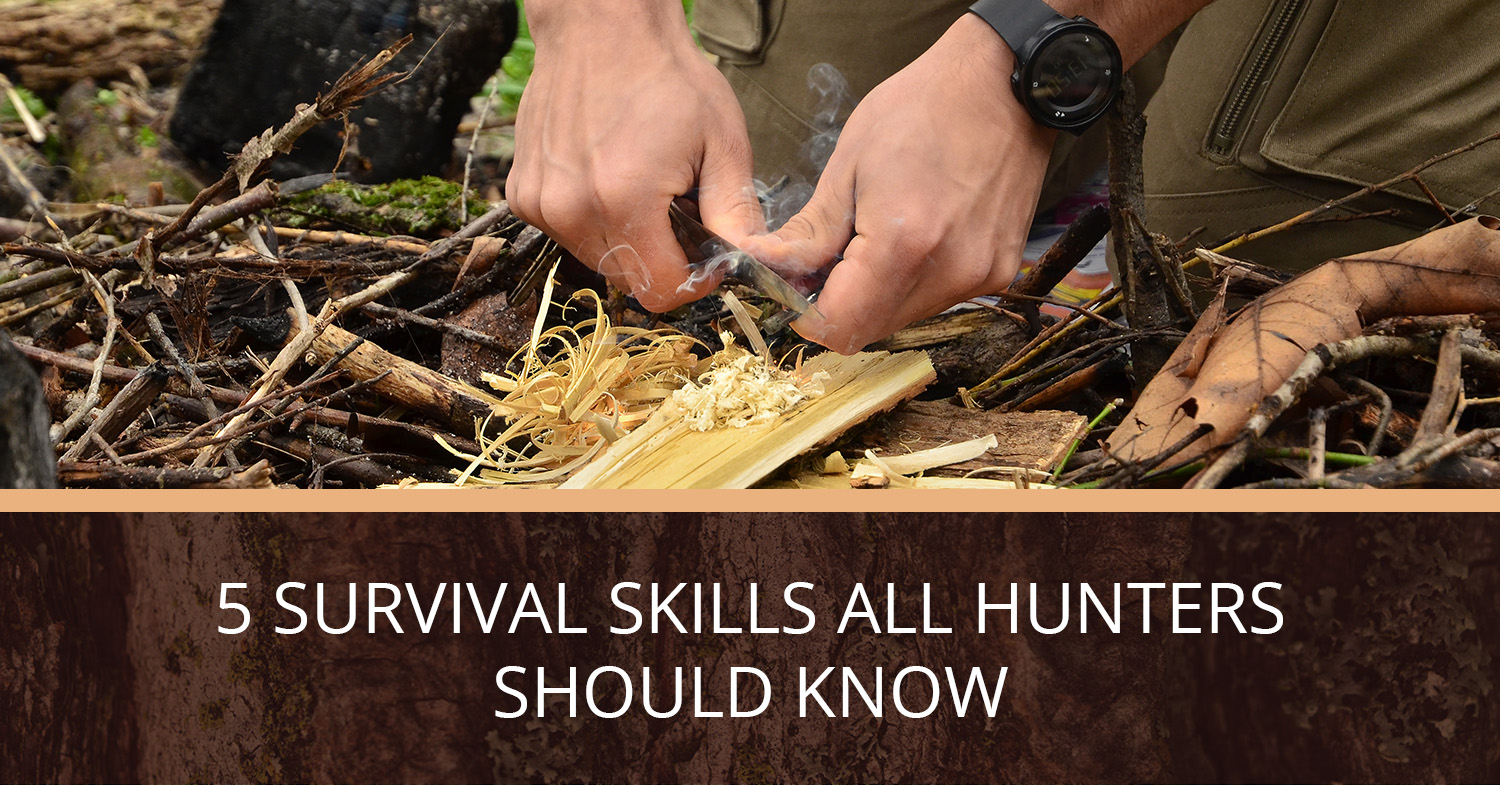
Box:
506, 1, 764, 312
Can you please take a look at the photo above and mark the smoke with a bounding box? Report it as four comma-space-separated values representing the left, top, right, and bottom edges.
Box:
757, 63, 855, 231
799, 63, 855, 176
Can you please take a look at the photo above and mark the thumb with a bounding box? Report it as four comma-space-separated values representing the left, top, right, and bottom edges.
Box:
697, 135, 767, 246
746, 174, 854, 279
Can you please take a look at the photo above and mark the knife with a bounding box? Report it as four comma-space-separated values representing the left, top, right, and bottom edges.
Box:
668, 197, 814, 322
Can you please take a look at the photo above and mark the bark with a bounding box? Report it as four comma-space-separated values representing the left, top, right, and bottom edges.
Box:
0, 0, 219, 95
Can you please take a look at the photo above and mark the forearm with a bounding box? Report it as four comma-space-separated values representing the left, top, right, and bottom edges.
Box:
1050, 0, 1213, 65
524, 0, 694, 48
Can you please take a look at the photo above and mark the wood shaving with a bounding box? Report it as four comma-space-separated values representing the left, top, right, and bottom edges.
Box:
439, 277, 700, 485
671, 332, 831, 432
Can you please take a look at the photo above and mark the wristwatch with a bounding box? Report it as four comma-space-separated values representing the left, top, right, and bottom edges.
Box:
968, 0, 1123, 133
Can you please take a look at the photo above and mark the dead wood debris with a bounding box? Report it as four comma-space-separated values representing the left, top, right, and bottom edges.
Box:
6, 33, 1500, 489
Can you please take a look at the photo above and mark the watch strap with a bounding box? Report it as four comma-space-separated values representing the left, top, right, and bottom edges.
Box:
969, 0, 1066, 54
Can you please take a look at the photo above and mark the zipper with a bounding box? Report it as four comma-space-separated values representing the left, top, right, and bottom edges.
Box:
1206, 0, 1309, 161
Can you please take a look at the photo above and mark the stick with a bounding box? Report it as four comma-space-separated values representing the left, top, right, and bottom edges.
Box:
51, 271, 118, 445
57, 459, 274, 489
59, 362, 170, 462
1415, 329, 1464, 442
1191, 335, 1440, 488
301, 322, 503, 431
1215, 128, 1500, 254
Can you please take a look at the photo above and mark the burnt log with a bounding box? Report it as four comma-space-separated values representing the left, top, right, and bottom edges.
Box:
169, 0, 517, 183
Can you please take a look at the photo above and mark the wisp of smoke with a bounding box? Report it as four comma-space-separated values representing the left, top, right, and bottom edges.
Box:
758, 63, 856, 231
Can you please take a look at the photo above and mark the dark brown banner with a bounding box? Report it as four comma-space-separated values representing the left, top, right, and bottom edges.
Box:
2, 512, 1495, 783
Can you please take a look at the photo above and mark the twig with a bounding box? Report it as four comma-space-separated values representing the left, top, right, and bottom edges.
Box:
1009, 203, 1111, 329
1412, 175, 1456, 226
1190, 335, 1440, 488
1008, 355, 1123, 412
51, 271, 118, 445
1052, 398, 1121, 481
271, 226, 429, 254
1415, 329, 1464, 442
1215, 128, 1500, 254
461, 74, 500, 220
119, 371, 383, 466
0, 74, 47, 143
360, 302, 513, 351
13, 341, 244, 405
59, 362, 170, 462
988, 290, 1124, 331
1345, 375, 1393, 456
57, 459, 275, 489
1095, 423, 1215, 489
1307, 408, 1328, 481
0, 284, 83, 328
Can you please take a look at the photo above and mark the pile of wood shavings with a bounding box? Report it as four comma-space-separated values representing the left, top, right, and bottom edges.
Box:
672, 332, 831, 431
438, 276, 699, 485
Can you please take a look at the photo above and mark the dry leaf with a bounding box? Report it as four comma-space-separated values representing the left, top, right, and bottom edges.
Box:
1110, 216, 1500, 463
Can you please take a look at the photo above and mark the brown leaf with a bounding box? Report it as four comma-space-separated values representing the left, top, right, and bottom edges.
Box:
1109, 216, 1500, 463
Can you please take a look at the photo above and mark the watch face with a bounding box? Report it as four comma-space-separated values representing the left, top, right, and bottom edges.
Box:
1018, 24, 1122, 131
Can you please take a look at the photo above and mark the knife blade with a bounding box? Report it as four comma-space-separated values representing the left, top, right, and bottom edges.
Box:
668, 197, 814, 320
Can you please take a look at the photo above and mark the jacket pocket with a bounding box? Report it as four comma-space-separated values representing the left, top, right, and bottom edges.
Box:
1257, 0, 1500, 211
693, 0, 783, 65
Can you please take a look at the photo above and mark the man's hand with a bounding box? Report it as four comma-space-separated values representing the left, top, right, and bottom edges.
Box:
506, 2, 764, 311
742, 14, 1054, 353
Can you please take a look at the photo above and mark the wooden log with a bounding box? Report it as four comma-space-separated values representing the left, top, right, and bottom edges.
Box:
300, 323, 503, 433
560, 350, 936, 489
0, 0, 220, 95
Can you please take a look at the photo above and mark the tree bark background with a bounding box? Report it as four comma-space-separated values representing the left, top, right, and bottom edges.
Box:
2, 512, 1497, 783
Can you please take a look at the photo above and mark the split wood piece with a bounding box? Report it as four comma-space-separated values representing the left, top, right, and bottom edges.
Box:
858, 432, 996, 477
560, 350, 937, 489
855, 399, 1087, 474
300, 323, 503, 432
875, 309, 1005, 351
59, 361, 170, 462
771, 473, 1053, 490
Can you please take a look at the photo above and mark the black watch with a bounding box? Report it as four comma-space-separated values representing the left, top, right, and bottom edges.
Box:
968, 0, 1123, 133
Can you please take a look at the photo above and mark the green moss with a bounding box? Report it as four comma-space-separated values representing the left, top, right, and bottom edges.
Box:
0, 86, 45, 123
136, 127, 159, 148
278, 176, 486, 236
